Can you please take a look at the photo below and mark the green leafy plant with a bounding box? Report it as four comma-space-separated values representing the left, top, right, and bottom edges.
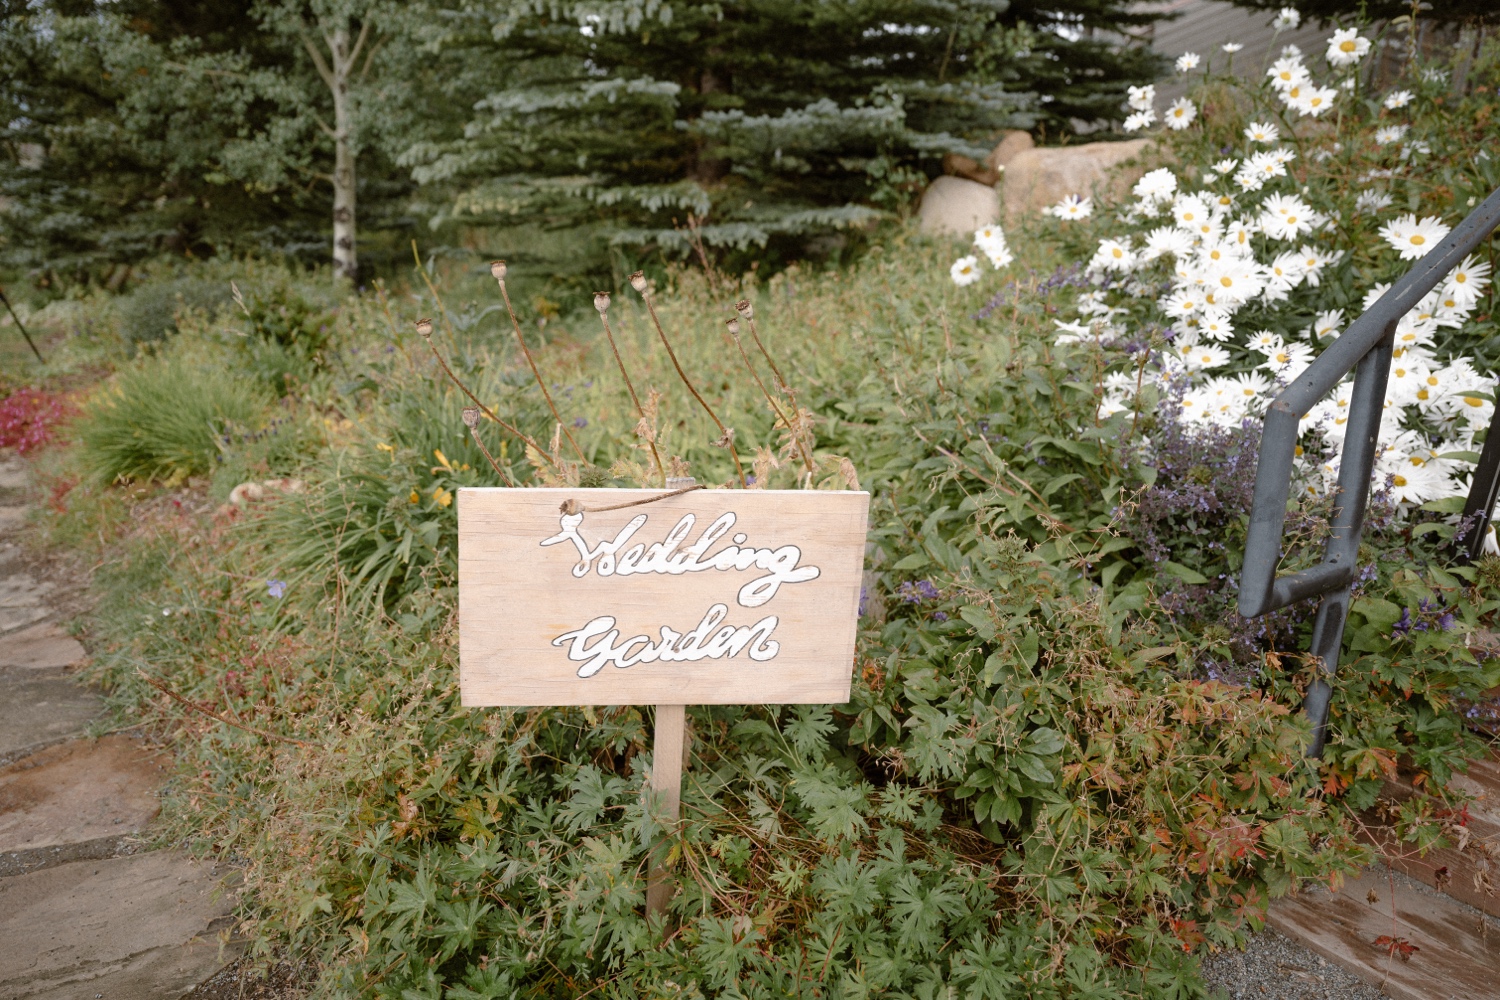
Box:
76, 353, 269, 484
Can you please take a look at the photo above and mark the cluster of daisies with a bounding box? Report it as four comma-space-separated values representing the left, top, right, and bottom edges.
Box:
949, 224, 1014, 287
946, 26, 1497, 532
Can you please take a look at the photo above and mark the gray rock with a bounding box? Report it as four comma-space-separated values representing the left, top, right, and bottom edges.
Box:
0, 736, 166, 853
0, 671, 101, 761
1001, 139, 1154, 223
0, 851, 241, 999
916, 176, 1000, 238
0, 622, 87, 670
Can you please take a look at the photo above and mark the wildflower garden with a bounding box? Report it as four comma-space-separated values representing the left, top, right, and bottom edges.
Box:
4, 13, 1500, 1000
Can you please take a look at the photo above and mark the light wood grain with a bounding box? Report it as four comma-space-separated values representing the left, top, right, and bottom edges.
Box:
645, 704, 685, 917
457, 488, 870, 706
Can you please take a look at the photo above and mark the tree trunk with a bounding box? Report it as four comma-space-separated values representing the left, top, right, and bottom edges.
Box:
329, 27, 357, 282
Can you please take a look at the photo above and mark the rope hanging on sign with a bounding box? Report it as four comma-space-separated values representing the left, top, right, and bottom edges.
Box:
559, 482, 705, 516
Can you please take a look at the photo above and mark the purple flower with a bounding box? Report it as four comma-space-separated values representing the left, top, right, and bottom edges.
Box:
267, 579, 287, 599
572, 417, 588, 428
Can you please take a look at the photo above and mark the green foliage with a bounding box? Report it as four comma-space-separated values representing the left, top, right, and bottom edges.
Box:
118, 275, 232, 349
32, 39, 1500, 997
75, 351, 270, 484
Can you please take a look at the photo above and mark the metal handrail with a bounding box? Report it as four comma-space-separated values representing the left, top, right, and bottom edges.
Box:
1239, 185, 1500, 758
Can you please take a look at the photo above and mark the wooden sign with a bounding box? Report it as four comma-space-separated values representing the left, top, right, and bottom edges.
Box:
457, 488, 870, 707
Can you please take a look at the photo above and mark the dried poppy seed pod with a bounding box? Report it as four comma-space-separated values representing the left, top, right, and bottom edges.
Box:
415, 318, 435, 339
461, 406, 481, 430
489, 260, 507, 282
593, 292, 610, 314
629, 271, 648, 293
735, 299, 753, 320
725, 317, 741, 337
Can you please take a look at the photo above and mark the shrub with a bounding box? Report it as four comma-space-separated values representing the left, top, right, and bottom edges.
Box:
76, 354, 269, 484
118, 275, 231, 348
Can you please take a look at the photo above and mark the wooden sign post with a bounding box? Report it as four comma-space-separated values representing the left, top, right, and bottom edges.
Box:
458, 486, 869, 917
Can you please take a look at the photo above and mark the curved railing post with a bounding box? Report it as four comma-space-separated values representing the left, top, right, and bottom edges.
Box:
1238, 185, 1500, 757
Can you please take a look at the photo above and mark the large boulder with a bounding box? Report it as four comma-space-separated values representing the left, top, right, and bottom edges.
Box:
917, 176, 1000, 237
986, 129, 1034, 171
1001, 139, 1154, 223
940, 129, 1035, 187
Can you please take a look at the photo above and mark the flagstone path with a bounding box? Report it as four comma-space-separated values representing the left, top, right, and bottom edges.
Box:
0, 452, 242, 999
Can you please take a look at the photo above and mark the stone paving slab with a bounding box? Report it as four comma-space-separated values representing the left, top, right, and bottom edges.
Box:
0, 736, 166, 853
0, 570, 52, 609
0, 851, 241, 1000
0, 621, 86, 670
0, 505, 26, 534
0, 670, 102, 760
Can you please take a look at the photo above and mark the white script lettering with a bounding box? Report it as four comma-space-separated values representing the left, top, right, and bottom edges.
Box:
539, 511, 820, 608
552, 603, 781, 678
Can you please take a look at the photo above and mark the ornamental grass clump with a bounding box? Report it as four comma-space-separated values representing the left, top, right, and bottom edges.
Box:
75, 353, 270, 485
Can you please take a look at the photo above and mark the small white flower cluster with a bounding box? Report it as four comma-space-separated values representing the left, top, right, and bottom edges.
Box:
1039, 32, 1495, 515
1123, 83, 1197, 133
1267, 47, 1341, 118
950, 225, 1013, 286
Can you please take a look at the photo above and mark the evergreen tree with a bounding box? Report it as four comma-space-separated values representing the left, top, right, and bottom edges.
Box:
402, 0, 1164, 278
0, 0, 435, 286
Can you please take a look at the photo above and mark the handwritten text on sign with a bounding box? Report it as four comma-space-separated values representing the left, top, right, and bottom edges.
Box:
457, 489, 870, 706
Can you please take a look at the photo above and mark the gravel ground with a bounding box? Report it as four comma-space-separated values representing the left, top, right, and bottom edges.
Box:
1201, 929, 1388, 1000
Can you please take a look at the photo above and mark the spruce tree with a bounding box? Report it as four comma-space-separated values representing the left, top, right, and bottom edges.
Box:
403, 0, 1164, 278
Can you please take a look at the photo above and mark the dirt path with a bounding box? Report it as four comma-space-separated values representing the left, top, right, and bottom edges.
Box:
0, 452, 242, 999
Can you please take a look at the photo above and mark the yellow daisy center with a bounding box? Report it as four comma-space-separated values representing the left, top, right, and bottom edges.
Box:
1393, 474, 1408, 486
1340, 40, 1357, 52
1410, 234, 1426, 245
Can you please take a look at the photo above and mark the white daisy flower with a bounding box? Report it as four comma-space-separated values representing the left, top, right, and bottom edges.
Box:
1325, 28, 1371, 67
1267, 251, 1306, 292
1232, 371, 1271, 401
1222, 42, 1244, 53
1262, 342, 1315, 379
973, 224, 1005, 246
1386, 463, 1447, 504
1443, 254, 1491, 308
1310, 309, 1342, 341
1049, 195, 1093, 220
1164, 98, 1197, 130
1206, 259, 1266, 305
1298, 245, 1335, 286
1354, 190, 1393, 214
1246, 330, 1285, 354
1260, 193, 1321, 241
1161, 289, 1204, 318
1212, 158, 1239, 175
950, 255, 982, 286
1244, 120, 1280, 143
1127, 84, 1156, 112
1384, 89, 1414, 109
984, 244, 1014, 269
1374, 124, 1408, 146
1091, 238, 1138, 272
1245, 151, 1288, 182
1199, 308, 1235, 342
1266, 58, 1306, 91
1182, 342, 1231, 371
1273, 7, 1301, 30
1123, 110, 1156, 132
1385, 360, 1428, 406
1378, 214, 1452, 260
1132, 168, 1178, 204
1288, 85, 1337, 117
1143, 226, 1196, 260
1175, 52, 1201, 73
